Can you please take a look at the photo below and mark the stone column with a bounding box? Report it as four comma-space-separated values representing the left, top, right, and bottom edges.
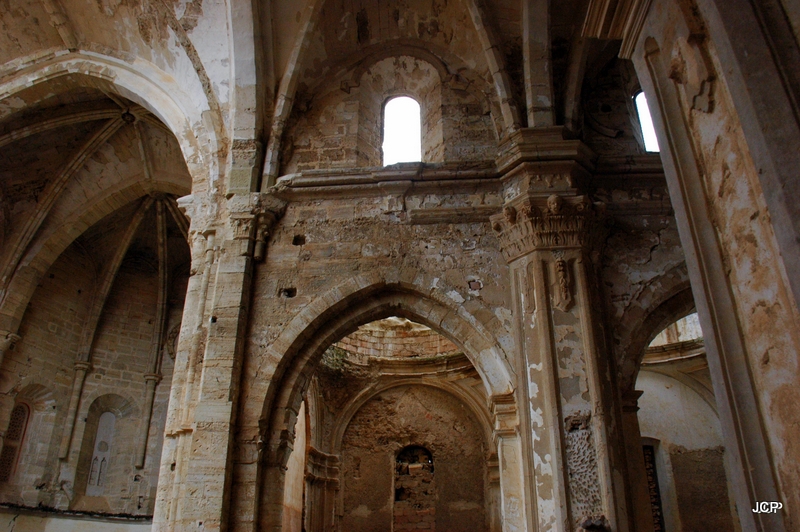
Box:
153, 192, 285, 531
0, 331, 21, 445
492, 184, 629, 532
621, 390, 654, 532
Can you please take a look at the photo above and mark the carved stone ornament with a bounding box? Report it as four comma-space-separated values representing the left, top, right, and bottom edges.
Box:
521, 264, 536, 315
490, 194, 607, 262
228, 193, 287, 257
554, 257, 573, 311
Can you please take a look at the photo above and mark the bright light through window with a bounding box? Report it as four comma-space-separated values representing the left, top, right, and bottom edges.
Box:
635, 92, 660, 152
383, 97, 421, 165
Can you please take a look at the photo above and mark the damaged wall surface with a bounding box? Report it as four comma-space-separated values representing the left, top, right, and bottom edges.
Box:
0, 0, 799, 531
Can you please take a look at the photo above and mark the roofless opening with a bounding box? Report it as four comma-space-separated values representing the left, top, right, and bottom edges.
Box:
382, 97, 422, 165
635, 92, 660, 153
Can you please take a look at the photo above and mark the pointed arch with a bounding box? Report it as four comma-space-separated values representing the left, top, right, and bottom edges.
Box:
0, 52, 217, 188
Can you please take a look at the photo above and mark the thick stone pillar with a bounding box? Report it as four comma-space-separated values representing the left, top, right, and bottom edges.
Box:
621, 391, 654, 532
623, 2, 799, 528
492, 178, 629, 532
153, 193, 285, 532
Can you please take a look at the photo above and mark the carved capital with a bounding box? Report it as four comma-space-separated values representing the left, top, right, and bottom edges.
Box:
73, 361, 91, 373
491, 393, 519, 444
491, 194, 607, 262
227, 193, 287, 258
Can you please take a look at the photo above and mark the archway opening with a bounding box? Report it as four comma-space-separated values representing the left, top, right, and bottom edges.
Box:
277, 316, 497, 532
636, 313, 738, 531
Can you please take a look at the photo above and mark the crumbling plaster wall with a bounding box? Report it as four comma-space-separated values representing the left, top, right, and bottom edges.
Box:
636, 0, 800, 520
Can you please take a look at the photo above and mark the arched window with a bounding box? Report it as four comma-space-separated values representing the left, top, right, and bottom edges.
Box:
382, 97, 422, 165
634, 92, 660, 152
0, 403, 29, 482
86, 411, 115, 496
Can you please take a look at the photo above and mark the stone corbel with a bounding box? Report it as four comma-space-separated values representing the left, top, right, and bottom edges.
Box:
0, 331, 21, 365
228, 193, 287, 258
622, 389, 644, 414
306, 447, 341, 485
491, 392, 519, 445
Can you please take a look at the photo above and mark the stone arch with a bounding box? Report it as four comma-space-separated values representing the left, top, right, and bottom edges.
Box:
15, 383, 57, 412
254, 272, 515, 529
615, 263, 694, 391
0, 53, 216, 187
623, 287, 696, 390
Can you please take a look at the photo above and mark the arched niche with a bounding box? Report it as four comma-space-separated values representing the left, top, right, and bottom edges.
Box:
72, 394, 137, 512
0, 383, 58, 506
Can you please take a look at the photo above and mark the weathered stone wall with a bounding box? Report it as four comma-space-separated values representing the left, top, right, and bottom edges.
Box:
340, 385, 487, 532
283, 55, 496, 172
0, 239, 184, 515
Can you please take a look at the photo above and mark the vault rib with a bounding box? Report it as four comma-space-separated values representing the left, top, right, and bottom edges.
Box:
0, 108, 120, 149
165, 196, 190, 242
0, 117, 126, 303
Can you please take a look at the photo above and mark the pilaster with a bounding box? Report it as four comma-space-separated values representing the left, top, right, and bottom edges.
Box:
492, 166, 627, 532
153, 192, 285, 532
491, 393, 531, 532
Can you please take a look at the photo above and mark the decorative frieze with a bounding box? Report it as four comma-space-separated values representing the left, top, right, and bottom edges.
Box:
490, 194, 607, 262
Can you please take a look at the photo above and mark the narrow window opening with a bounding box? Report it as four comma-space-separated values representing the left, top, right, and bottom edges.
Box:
643, 445, 666, 531
635, 92, 660, 152
382, 97, 422, 165
86, 411, 115, 496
